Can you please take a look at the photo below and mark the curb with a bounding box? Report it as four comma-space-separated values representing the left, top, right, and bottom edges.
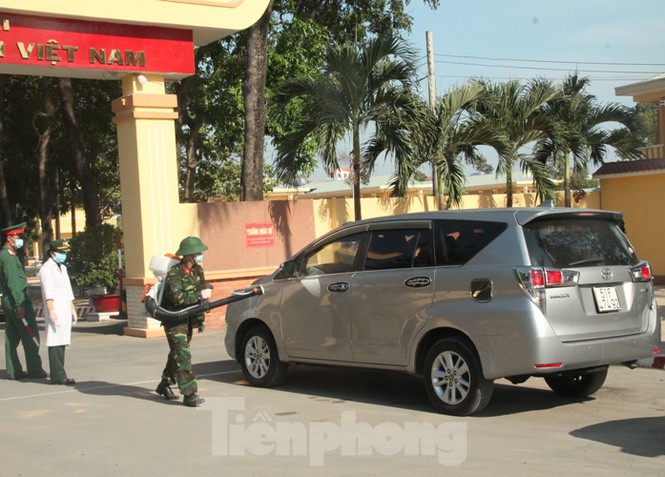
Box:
33, 305, 97, 320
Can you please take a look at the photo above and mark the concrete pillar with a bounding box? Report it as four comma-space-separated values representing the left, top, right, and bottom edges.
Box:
112, 74, 199, 338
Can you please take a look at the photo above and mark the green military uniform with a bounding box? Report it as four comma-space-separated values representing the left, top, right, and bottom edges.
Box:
160, 260, 206, 395
0, 223, 45, 380
157, 236, 208, 406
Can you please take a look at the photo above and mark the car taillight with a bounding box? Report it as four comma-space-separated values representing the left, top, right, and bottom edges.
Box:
516, 267, 578, 289
530, 269, 544, 287
515, 267, 580, 314
629, 261, 652, 282
546, 269, 563, 286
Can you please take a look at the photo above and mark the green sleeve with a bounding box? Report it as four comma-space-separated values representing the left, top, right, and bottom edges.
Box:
0, 250, 27, 308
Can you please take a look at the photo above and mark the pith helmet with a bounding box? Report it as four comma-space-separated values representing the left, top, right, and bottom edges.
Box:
176, 236, 208, 256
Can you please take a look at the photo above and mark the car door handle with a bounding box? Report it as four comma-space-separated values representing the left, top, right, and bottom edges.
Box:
405, 277, 432, 288
328, 282, 350, 293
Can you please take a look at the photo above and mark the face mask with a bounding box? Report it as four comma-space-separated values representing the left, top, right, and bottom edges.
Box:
13, 238, 24, 249
54, 252, 67, 264
195, 254, 204, 265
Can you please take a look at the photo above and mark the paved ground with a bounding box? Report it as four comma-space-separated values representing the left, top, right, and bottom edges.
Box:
1, 289, 664, 476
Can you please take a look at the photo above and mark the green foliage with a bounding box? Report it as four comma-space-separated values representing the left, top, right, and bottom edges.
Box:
67, 224, 121, 292
0, 76, 120, 224
272, 33, 420, 219
633, 103, 658, 146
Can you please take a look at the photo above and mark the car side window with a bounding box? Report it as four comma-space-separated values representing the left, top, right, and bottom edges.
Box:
364, 229, 433, 271
434, 220, 507, 266
302, 233, 364, 276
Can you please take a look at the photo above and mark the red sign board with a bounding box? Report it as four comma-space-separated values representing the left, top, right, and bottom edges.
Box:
245, 222, 275, 248
0, 12, 194, 78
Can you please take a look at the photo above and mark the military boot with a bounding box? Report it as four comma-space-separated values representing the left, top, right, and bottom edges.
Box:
183, 394, 205, 407
156, 382, 179, 401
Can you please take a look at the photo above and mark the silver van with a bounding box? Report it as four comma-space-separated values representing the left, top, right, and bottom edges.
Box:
225, 207, 660, 415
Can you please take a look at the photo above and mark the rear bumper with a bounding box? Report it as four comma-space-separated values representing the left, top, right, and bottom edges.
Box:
476, 305, 661, 380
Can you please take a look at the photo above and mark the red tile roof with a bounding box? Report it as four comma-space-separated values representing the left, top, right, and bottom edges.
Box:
593, 158, 665, 178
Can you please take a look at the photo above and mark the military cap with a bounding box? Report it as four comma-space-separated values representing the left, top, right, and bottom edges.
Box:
176, 236, 208, 256
47, 239, 68, 253
1, 222, 26, 236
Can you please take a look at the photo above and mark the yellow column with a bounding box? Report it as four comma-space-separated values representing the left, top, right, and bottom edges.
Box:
112, 74, 199, 337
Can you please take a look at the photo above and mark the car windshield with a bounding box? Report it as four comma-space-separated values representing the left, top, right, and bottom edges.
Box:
523, 217, 639, 268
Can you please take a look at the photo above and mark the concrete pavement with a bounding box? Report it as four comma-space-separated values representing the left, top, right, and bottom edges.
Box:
1, 287, 664, 476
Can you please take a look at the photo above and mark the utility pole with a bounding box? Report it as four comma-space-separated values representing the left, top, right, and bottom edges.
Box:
426, 31, 443, 210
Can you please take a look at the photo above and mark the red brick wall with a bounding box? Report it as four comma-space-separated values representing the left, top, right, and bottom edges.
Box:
200, 276, 262, 330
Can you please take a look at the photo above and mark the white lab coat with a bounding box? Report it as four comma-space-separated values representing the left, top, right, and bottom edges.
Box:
39, 258, 75, 347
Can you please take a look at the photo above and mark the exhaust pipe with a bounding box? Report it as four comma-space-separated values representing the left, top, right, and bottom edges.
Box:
145, 285, 263, 325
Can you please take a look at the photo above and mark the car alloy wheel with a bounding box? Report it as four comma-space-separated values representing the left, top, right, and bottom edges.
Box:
423, 338, 493, 416
240, 325, 287, 387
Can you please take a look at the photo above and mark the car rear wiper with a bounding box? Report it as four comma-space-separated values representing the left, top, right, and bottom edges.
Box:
568, 257, 604, 267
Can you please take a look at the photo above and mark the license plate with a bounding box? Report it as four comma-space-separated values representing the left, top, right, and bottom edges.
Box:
593, 287, 621, 312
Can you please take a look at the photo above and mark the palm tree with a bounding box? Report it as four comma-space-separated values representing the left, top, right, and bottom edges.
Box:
534, 74, 643, 207
473, 79, 560, 207
391, 82, 502, 209
271, 34, 418, 221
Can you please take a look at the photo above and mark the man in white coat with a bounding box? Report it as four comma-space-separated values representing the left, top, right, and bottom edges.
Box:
38, 240, 77, 385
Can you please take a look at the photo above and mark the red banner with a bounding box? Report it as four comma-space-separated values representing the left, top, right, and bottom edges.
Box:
0, 12, 194, 78
245, 222, 275, 248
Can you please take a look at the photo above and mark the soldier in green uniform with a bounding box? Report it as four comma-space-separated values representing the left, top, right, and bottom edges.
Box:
156, 236, 211, 407
0, 222, 47, 380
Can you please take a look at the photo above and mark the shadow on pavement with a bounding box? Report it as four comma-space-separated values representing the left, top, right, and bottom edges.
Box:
198, 362, 594, 416
193, 359, 244, 379
72, 319, 127, 335
571, 416, 665, 457
0, 318, 127, 336
74, 380, 177, 405
481, 381, 593, 417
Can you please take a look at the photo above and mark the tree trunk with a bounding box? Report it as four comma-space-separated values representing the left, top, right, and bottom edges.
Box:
241, 0, 274, 202
58, 78, 101, 228
184, 129, 200, 202
36, 77, 56, 245
563, 152, 571, 207
0, 76, 12, 226
352, 122, 362, 221
437, 170, 446, 210
505, 164, 513, 208
175, 81, 200, 203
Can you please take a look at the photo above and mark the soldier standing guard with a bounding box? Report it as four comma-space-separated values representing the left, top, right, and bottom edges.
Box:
0, 222, 47, 380
156, 236, 211, 407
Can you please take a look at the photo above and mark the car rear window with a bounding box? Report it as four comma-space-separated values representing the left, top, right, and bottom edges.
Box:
434, 220, 507, 266
523, 218, 639, 268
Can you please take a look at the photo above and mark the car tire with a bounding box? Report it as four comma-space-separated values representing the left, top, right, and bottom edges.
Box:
424, 338, 494, 416
240, 325, 287, 387
544, 366, 608, 397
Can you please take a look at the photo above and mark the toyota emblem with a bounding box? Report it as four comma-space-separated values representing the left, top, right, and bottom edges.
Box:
601, 268, 613, 281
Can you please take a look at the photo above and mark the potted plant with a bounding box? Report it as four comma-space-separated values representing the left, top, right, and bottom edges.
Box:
68, 224, 123, 313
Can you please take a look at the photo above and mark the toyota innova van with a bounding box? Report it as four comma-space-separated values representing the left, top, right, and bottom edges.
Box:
225, 207, 660, 415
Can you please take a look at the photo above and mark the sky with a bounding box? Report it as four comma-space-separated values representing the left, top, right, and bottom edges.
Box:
292, 0, 665, 179
405, 0, 665, 107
